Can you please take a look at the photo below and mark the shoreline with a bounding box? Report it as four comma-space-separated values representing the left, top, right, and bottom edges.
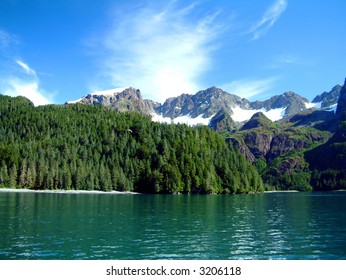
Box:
2, 188, 345, 195
0, 188, 139, 195
264, 190, 299, 193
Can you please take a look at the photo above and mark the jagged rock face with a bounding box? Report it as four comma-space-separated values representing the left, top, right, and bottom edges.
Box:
226, 138, 256, 162
159, 94, 195, 117
336, 79, 346, 121
266, 129, 329, 161
266, 134, 309, 161
158, 88, 313, 122
160, 87, 249, 118
244, 132, 274, 159
69, 87, 160, 115
229, 124, 330, 164
333, 79, 346, 142
312, 84, 342, 108
250, 91, 309, 116
67, 83, 343, 125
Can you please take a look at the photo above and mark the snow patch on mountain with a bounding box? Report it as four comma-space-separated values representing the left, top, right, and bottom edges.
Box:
152, 113, 214, 126
67, 97, 84, 104
231, 106, 286, 122
305, 102, 322, 109
88, 87, 129, 97
325, 103, 338, 113
262, 107, 287, 121
67, 87, 129, 104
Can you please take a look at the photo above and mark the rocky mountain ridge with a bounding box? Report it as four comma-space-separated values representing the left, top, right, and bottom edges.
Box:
227, 78, 346, 191
67, 84, 341, 126
312, 84, 342, 108
68, 87, 159, 115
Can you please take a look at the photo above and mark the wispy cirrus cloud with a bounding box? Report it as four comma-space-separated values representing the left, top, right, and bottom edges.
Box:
0, 29, 18, 53
15, 59, 37, 76
220, 77, 279, 100
89, 1, 225, 102
249, 0, 287, 40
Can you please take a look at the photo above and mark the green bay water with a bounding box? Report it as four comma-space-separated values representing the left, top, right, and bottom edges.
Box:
0, 191, 346, 260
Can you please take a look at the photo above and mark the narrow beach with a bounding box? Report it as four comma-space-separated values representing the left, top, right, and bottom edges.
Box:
0, 188, 139, 195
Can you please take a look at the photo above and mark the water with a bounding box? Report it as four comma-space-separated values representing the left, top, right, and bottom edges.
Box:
0, 191, 346, 260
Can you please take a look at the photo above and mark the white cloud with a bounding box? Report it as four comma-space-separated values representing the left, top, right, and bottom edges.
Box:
249, 0, 287, 40
0, 59, 54, 106
0, 27, 54, 106
91, 1, 224, 102
15, 59, 37, 76
2, 78, 52, 106
221, 77, 278, 100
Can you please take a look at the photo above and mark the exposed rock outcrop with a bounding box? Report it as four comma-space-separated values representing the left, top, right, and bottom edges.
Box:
67, 87, 160, 115
312, 84, 342, 108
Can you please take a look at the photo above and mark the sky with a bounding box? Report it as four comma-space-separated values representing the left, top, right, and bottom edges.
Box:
0, 0, 345, 106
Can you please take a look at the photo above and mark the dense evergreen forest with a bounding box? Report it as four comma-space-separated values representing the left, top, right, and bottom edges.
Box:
0, 94, 263, 194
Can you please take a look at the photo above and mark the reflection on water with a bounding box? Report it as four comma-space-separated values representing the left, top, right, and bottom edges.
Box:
1, 192, 346, 259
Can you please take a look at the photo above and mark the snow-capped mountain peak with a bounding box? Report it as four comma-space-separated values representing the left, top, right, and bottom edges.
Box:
67, 87, 130, 104
65, 83, 342, 128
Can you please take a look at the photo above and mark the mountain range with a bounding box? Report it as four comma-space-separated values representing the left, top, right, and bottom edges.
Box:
67, 84, 341, 127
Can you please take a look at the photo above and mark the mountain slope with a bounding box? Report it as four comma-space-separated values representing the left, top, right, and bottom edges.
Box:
305, 79, 346, 190
226, 79, 346, 191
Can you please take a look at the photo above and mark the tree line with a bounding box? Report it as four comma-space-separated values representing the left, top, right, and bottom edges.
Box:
0, 94, 263, 194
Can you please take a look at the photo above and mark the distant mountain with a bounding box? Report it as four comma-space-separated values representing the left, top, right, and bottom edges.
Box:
250, 91, 309, 116
159, 87, 249, 119
67, 87, 159, 115
155, 87, 315, 123
312, 84, 342, 108
68, 86, 322, 125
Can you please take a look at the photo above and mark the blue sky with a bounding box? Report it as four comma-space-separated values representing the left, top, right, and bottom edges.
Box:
0, 0, 345, 105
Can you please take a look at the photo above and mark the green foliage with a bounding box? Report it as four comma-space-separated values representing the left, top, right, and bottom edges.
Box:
253, 158, 267, 174
310, 169, 346, 191
305, 136, 346, 191
262, 168, 312, 191
0, 94, 263, 194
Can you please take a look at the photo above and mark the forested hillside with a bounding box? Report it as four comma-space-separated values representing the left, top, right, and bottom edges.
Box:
0, 94, 263, 194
